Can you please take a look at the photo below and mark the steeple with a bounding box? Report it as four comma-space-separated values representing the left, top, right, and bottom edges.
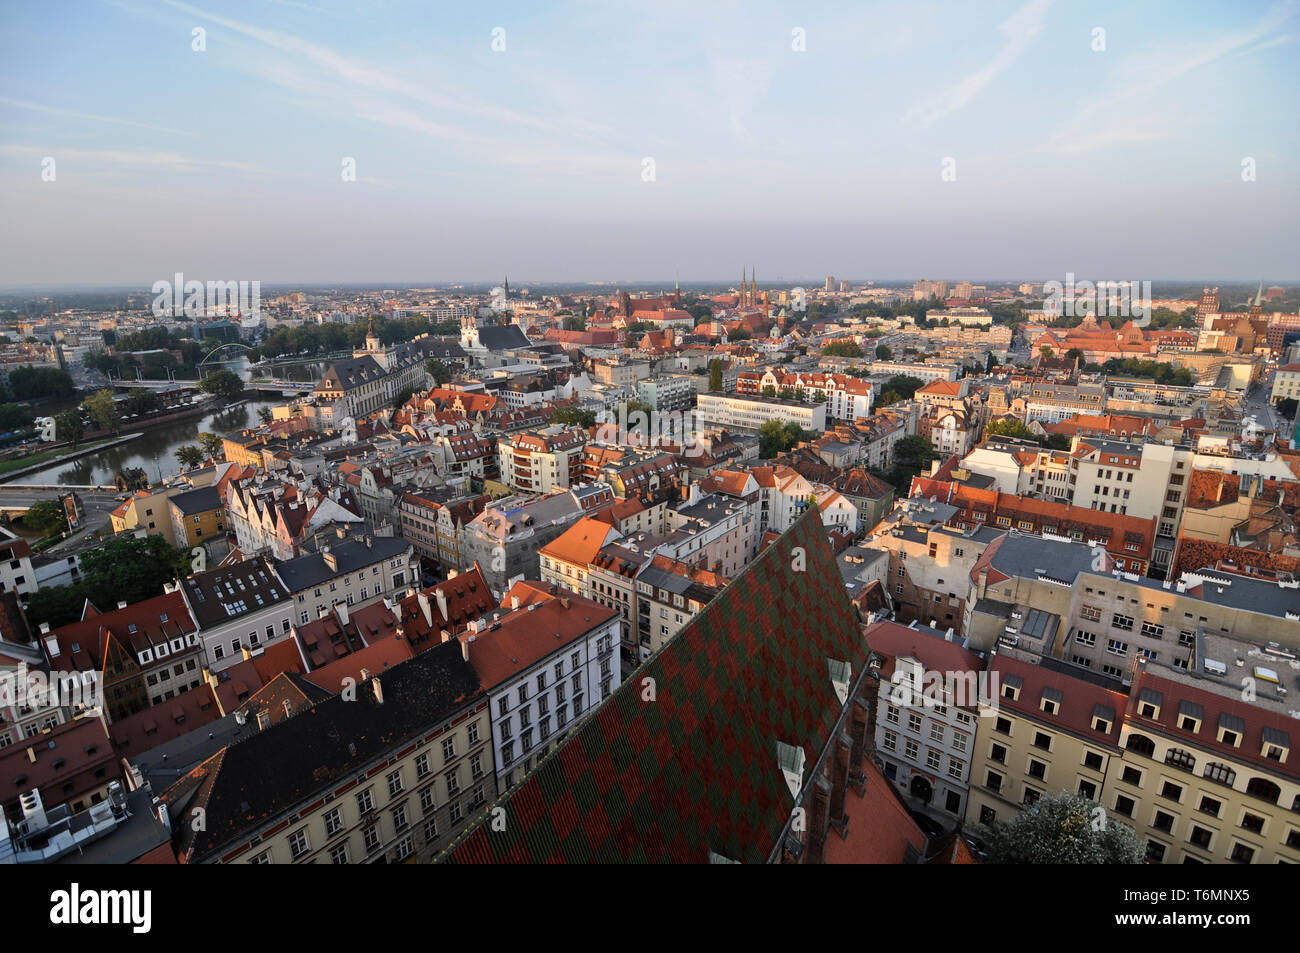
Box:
504, 274, 509, 297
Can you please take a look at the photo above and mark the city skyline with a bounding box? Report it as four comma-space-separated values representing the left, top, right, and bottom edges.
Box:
1, 0, 1297, 285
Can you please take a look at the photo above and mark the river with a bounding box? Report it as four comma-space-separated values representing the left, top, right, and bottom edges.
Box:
20, 357, 327, 486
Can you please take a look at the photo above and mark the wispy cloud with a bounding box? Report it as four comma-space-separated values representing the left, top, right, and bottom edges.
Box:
0, 144, 265, 174
0, 96, 191, 135
908, 0, 1051, 127
1043, 0, 1299, 154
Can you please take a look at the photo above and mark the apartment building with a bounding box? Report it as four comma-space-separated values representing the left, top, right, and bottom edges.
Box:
966, 534, 1300, 681
867, 620, 985, 823
460, 485, 613, 597
1112, 657, 1299, 864
635, 554, 725, 661
275, 533, 418, 628
965, 654, 1125, 831
40, 592, 202, 722
160, 641, 492, 864
696, 392, 827, 434
0, 529, 35, 598
464, 582, 621, 790
497, 425, 588, 493
169, 485, 226, 550
109, 486, 180, 545
874, 499, 1002, 633
178, 556, 294, 673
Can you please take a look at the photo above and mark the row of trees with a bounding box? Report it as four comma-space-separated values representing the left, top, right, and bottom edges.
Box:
250, 314, 460, 361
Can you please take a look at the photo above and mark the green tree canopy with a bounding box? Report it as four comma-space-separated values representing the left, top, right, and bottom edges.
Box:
425, 359, 452, 385
82, 389, 120, 433
875, 344, 892, 361
175, 445, 204, 468
55, 410, 83, 446
24, 535, 191, 629
199, 369, 245, 401
986, 792, 1143, 864
708, 358, 723, 393
984, 419, 1038, 442
551, 406, 597, 428
822, 340, 862, 358
24, 498, 66, 535
197, 432, 225, 460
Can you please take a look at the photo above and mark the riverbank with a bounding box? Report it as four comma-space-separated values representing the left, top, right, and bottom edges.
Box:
0, 433, 142, 484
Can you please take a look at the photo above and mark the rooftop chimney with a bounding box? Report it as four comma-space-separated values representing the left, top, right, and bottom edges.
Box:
372, 678, 383, 704
335, 601, 349, 627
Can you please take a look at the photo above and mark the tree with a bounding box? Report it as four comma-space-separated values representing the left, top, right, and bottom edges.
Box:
0, 403, 34, 432
257, 407, 274, 424
985, 792, 1142, 864
757, 420, 815, 458
821, 340, 862, 358
1276, 397, 1298, 421
708, 359, 723, 393
1039, 345, 1055, 360
1065, 348, 1084, 363
777, 387, 798, 401
812, 389, 828, 403
54, 410, 83, 446
881, 375, 925, 401
197, 432, 225, 460
984, 419, 1038, 442
7, 366, 74, 400
425, 359, 452, 386
199, 369, 244, 401
82, 389, 120, 433
562, 314, 587, 332
876, 390, 903, 408
24, 499, 66, 536
727, 327, 752, 341
875, 344, 892, 361
123, 390, 162, 418
175, 445, 204, 468
761, 385, 777, 398
894, 435, 935, 473
551, 406, 597, 428
24, 535, 192, 630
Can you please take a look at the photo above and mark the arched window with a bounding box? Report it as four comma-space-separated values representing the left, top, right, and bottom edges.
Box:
1164, 748, 1195, 772
1203, 762, 1236, 787
1125, 733, 1156, 757
1246, 777, 1281, 805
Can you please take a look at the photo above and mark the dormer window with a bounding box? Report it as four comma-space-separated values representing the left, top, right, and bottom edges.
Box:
1261, 727, 1289, 764
1137, 688, 1162, 720
1177, 700, 1203, 734
1001, 674, 1022, 702
1091, 703, 1115, 734
1039, 686, 1063, 715
1217, 713, 1244, 748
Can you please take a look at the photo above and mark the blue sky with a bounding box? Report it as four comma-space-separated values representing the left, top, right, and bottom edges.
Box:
1, 0, 1296, 286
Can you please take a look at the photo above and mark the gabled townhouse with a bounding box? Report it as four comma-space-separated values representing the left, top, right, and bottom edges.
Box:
461, 581, 622, 791
40, 592, 202, 722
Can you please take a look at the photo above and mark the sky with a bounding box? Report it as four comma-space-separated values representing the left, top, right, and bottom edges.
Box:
0, 0, 1297, 287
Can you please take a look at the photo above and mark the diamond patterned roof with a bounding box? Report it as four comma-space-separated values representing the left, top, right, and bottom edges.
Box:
442, 507, 866, 863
